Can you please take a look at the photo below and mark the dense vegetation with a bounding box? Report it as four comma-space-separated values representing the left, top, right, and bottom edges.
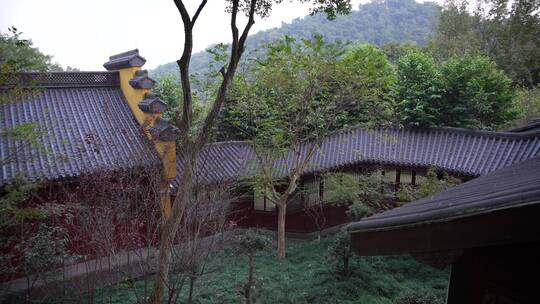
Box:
1, 0, 538, 302
151, 0, 439, 80
0, 27, 62, 74
429, 0, 540, 88
212, 37, 518, 141
90, 235, 449, 304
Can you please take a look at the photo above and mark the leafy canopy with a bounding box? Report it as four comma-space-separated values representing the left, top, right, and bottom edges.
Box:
218, 37, 396, 141
396, 51, 518, 129
0, 27, 62, 74
430, 0, 540, 87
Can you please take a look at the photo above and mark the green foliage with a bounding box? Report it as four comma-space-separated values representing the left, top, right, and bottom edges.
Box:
340, 44, 397, 127
89, 236, 449, 304
380, 42, 421, 64
0, 123, 48, 227
396, 50, 445, 127
0, 177, 44, 227
1, 122, 47, 157
219, 36, 395, 141
323, 173, 362, 205
395, 289, 444, 304
0, 26, 62, 75
428, 1, 484, 62
20, 224, 69, 277
323, 172, 388, 221
326, 231, 354, 276
153, 73, 207, 135
343, 44, 396, 84
232, 229, 272, 255
430, 0, 540, 87
509, 86, 540, 128
396, 51, 518, 129
153, 74, 182, 123
397, 168, 460, 203
440, 55, 517, 129
346, 203, 372, 222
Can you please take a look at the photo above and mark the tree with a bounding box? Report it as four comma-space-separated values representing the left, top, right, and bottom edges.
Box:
340, 44, 397, 128
440, 54, 517, 129
218, 42, 396, 140
509, 86, 540, 128
395, 51, 445, 127
165, 182, 234, 304
152, 0, 440, 80
0, 31, 61, 276
327, 230, 354, 277
323, 171, 394, 220
302, 187, 327, 242
231, 230, 271, 304
153, 1, 351, 303
396, 51, 518, 129
0, 27, 62, 75
153, 74, 207, 129
380, 42, 421, 64
233, 36, 390, 259
430, 0, 540, 87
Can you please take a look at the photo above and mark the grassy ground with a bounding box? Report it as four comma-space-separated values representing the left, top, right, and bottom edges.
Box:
91, 235, 449, 304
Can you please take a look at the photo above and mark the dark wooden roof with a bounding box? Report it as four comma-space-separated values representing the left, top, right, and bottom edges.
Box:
346, 156, 540, 255
348, 155, 540, 233
174, 126, 540, 188
0, 72, 160, 186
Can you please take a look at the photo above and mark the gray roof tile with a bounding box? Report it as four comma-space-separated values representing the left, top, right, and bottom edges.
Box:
174, 126, 540, 188
1, 73, 160, 186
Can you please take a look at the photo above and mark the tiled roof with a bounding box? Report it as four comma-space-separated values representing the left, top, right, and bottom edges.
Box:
346, 155, 540, 233
0, 72, 160, 186
174, 126, 540, 188
173, 141, 249, 189
288, 127, 540, 177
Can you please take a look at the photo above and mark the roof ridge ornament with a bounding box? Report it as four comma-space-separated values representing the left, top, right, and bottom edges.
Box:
103, 49, 146, 71
129, 70, 156, 89
149, 117, 179, 141
138, 92, 168, 113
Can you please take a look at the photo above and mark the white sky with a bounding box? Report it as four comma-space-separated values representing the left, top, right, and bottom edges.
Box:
0, 0, 369, 70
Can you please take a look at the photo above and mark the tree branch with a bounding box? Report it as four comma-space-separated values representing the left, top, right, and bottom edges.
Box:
195, 0, 258, 148
191, 0, 208, 26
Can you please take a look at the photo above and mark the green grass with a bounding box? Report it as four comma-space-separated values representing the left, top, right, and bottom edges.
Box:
90, 236, 449, 304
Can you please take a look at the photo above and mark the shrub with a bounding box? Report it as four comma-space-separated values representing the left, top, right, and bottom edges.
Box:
232, 230, 272, 304
346, 202, 373, 221
327, 231, 354, 277
395, 289, 444, 304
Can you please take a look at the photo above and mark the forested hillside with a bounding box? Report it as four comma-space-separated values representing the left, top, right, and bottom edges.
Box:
151, 0, 439, 79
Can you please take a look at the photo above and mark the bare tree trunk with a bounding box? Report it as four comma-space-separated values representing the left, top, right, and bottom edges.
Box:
244, 253, 254, 304
277, 203, 287, 259
188, 276, 195, 304
343, 254, 350, 277
150, 1, 257, 302
152, 223, 173, 304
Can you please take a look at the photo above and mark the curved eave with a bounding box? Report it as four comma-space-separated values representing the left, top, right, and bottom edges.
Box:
348, 203, 540, 256
346, 156, 540, 255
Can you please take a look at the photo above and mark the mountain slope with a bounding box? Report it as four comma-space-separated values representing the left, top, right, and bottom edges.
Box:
151, 0, 439, 79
